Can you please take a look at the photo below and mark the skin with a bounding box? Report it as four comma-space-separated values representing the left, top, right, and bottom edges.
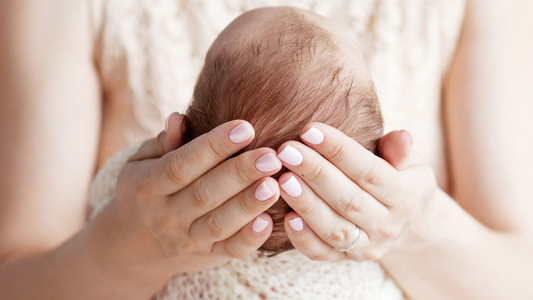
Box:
0, 2, 532, 300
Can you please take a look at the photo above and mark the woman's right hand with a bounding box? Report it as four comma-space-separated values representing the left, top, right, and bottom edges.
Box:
89, 116, 282, 280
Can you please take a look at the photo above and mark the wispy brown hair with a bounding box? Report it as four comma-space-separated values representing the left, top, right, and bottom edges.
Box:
183, 8, 383, 256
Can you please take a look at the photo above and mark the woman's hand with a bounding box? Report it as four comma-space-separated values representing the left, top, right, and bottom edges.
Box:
89, 116, 282, 281
276, 123, 436, 261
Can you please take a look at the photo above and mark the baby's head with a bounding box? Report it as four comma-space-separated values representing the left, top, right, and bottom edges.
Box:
183, 7, 383, 256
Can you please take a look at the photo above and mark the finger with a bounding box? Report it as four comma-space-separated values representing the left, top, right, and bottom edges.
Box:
128, 113, 185, 161
190, 178, 280, 243
148, 120, 256, 196
171, 148, 281, 222
213, 213, 273, 259
283, 212, 344, 261
285, 212, 373, 262
278, 172, 362, 250
299, 123, 400, 201
378, 130, 425, 170
277, 141, 392, 213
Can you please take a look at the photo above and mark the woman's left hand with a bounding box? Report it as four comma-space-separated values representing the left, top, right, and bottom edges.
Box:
276, 123, 437, 261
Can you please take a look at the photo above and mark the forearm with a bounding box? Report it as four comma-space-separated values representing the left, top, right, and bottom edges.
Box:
381, 189, 533, 300
0, 212, 167, 300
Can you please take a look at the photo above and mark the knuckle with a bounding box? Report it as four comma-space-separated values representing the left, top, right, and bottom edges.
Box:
232, 159, 254, 184
237, 194, 259, 216
343, 191, 365, 217
298, 198, 319, 215
359, 163, 384, 189
206, 137, 229, 160
166, 155, 189, 184
205, 214, 225, 240
323, 141, 346, 162
327, 224, 352, 246
304, 163, 326, 183
191, 181, 214, 211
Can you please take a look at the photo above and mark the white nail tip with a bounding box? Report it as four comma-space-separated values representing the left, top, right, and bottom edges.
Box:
252, 216, 269, 232
301, 127, 324, 145
229, 123, 254, 144
280, 176, 302, 198
277, 145, 303, 166
255, 182, 275, 201
255, 153, 281, 173
289, 218, 304, 231
165, 113, 172, 133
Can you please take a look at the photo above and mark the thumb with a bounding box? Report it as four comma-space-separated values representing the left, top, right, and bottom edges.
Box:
165, 112, 186, 150
378, 130, 414, 171
128, 112, 185, 161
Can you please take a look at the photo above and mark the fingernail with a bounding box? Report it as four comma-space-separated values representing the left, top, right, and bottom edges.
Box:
301, 127, 324, 145
289, 217, 304, 231
280, 175, 302, 197
400, 130, 413, 146
277, 145, 303, 166
254, 181, 275, 201
229, 123, 254, 144
252, 216, 269, 232
255, 153, 281, 173
165, 113, 174, 133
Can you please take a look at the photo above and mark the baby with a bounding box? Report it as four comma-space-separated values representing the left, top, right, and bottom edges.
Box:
183, 7, 383, 256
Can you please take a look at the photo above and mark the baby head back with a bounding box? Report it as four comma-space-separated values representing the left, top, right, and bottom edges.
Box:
184, 7, 383, 256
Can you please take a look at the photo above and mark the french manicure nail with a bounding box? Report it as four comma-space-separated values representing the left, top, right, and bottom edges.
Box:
289, 217, 304, 231
277, 145, 303, 166
255, 153, 281, 173
301, 127, 324, 145
255, 181, 275, 201
229, 123, 254, 144
280, 175, 302, 197
165, 113, 173, 133
252, 216, 269, 232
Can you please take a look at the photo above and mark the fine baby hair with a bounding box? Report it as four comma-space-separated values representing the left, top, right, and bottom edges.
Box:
183, 7, 383, 255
